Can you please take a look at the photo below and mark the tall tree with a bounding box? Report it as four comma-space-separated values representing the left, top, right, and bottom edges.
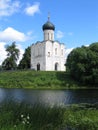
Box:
18, 46, 31, 69
66, 42, 98, 86
2, 42, 20, 70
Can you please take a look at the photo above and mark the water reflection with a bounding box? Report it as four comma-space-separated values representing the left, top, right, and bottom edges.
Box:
0, 88, 98, 106
39, 91, 66, 106
0, 89, 6, 103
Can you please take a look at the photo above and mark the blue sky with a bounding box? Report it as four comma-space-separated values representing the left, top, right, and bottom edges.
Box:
0, 0, 98, 64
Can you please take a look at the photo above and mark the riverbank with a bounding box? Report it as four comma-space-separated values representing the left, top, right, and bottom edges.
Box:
0, 101, 98, 130
0, 70, 86, 89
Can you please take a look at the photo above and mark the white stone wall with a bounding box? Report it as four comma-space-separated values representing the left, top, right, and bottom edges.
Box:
31, 40, 65, 71
31, 42, 46, 70
45, 41, 65, 71
45, 41, 53, 70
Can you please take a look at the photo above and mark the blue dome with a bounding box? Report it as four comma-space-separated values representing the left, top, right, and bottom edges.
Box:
42, 21, 55, 31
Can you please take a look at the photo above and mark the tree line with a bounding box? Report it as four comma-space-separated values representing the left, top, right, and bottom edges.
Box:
0, 41, 98, 86
66, 42, 98, 86
0, 42, 31, 70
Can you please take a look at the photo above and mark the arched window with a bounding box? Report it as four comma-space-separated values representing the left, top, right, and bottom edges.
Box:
48, 52, 50, 57
48, 33, 49, 40
55, 63, 58, 71
51, 33, 53, 40
37, 63, 40, 71
61, 49, 63, 55
55, 48, 57, 55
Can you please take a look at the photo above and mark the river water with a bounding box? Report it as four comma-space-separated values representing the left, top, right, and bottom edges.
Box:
0, 88, 98, 106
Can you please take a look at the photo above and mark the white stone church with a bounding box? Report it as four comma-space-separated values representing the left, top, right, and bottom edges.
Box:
31, 17, 65, 71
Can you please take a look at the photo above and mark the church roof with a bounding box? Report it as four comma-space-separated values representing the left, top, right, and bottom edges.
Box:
42, 21, 55, 31
42, 15, 55, 31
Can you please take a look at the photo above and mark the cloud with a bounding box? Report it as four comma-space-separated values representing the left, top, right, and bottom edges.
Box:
24, 2, 40, 16
0, 27, 28, 42
84, 44, 89, 47
0, 42, 24, 65
16, 44, 24, 64
56, 30, 64, 39
0, 0, 20, 17
65, 48, 73, 59
27, 31, 33, 36
0, 42, 7, 65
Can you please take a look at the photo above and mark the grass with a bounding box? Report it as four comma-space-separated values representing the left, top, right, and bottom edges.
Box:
0, 70, 83, 89
0, 101, 98, 130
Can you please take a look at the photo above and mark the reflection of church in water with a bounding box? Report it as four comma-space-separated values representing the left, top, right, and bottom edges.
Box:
31, 16, 65, 71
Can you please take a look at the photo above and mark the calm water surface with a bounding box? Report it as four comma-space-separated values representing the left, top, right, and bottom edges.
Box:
0, 88, 98, 106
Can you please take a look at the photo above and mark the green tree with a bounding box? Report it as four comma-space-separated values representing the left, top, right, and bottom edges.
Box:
2, 42, 20, 70
66, 42, 98, 86
18, 46, 31, 69
0, 65, 2, 71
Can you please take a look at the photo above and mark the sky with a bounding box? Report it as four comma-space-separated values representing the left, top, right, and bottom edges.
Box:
0, 0, 98, 65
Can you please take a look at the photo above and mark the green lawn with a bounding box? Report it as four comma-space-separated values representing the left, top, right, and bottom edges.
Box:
0, 70, 81, 89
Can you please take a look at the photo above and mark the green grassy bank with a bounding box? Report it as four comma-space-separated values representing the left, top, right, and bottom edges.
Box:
0, 70, 82, 89
0, 102, 98, 130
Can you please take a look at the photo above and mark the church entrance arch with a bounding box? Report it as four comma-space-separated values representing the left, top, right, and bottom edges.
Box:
37, 63, 40, 71
55, 63, 59, 71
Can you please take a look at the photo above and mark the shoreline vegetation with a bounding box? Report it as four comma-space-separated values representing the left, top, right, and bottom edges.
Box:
0, 101, 98, 130
0, 70, 98, 130
0, 70, 96, 89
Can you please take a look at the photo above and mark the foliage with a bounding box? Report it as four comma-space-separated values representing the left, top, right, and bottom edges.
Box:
18, 47, 31, 69
0, 71, 80, 89
2, 42, 20, 70
0, 101, 65, 130
0, 65, 2, 71
66, 42, 98, 86
0, 102, 98, 130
